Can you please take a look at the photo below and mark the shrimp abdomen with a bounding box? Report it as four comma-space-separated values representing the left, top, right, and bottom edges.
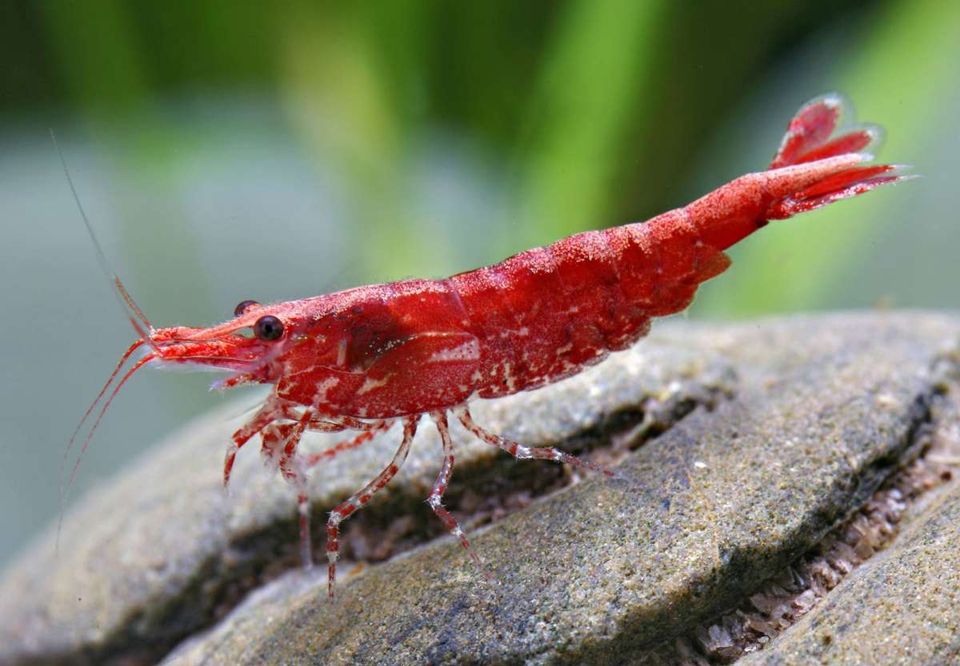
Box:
453, 94, 908, 399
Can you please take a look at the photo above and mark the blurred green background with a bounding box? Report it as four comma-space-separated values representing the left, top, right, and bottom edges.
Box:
1, 0, 958, 568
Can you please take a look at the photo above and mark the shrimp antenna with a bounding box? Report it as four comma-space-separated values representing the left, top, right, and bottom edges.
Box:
52, 130, 159, 555
50, 130, 155, 343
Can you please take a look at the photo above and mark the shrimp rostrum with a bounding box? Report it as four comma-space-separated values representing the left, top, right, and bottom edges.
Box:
73, 94, 910, 597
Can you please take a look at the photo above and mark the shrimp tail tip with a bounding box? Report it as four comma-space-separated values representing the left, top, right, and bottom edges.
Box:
771, 94, 885, 169
762, 94, 915, 220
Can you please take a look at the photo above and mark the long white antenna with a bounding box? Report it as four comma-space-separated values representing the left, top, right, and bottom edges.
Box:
51, 130, 114, 282
50, 129, 153, 336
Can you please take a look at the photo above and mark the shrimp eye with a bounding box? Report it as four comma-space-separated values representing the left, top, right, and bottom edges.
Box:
234, 300, 260, 317
254, 315, 284, 341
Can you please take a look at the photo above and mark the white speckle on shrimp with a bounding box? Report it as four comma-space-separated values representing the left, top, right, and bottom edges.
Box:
429, 339, 480, 363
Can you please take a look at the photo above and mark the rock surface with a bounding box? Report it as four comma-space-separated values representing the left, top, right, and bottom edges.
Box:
742, 479, 960, 666
737, 361, 960, 666
1, 312, 958, 665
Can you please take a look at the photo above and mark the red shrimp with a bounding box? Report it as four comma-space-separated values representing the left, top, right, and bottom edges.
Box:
71, 93, 910, 597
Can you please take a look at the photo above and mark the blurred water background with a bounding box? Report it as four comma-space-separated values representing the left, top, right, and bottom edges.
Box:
1, 1, 958, 568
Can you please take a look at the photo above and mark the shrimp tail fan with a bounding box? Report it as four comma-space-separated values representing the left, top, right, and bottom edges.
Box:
765, 93, 914, 219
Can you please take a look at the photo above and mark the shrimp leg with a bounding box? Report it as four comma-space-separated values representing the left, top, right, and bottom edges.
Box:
303, 420, 393, 468
225, 404, 284, 487
267, 414, 392, 471
428, 412, 484, 573
260, 413, 316, 567
261, 414, 395, 569
325, 415, 419, 597
456, 407, 612, 477
224, 397, 347, 487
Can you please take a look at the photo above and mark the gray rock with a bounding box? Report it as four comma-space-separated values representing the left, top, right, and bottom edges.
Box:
739, 479, 960, 666
1, 312, 958, 665
737, 376, 960, 666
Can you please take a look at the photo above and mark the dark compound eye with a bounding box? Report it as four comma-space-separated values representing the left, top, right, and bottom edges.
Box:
234, 300, 260, 317
254, 315, 284, 341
